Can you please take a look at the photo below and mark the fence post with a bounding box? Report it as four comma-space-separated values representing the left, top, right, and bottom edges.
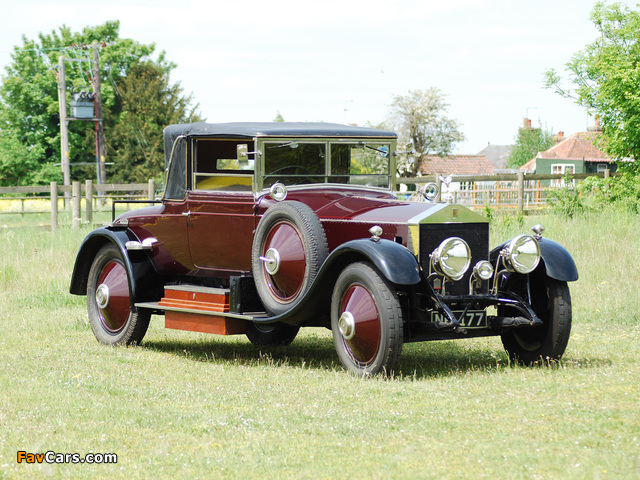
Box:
72, 181, 81, 229
50, 182, 58, 232
85, 179, 93, 224
148, 178, 155, 206
517, 170, 524, 214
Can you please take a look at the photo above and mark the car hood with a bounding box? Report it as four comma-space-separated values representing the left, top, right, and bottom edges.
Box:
316, 195, 487, 226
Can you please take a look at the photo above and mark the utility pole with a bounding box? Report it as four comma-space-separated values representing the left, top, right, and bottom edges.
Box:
92, 42, 107, 185
57, 56, 70, 192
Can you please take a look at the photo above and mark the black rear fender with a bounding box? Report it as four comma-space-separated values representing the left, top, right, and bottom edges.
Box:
69, 228, 161, 301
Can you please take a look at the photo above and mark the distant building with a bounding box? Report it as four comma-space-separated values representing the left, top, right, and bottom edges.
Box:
415, 154, 494, 198
521, 124, 617, 175
476, 144, 513, 172
419, 154, 494, 176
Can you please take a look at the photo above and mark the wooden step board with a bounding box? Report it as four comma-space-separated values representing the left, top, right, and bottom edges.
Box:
159, 285, 247, 335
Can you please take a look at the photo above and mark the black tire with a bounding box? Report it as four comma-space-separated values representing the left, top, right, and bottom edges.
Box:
245, 322, 300, 346
87, 243, 150, 346
252, 201, 328, 315
501, 278, 572, 364
331, 262, 403, 376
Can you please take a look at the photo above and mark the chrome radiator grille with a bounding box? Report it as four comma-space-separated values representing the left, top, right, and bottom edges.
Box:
419, 223, 490, 295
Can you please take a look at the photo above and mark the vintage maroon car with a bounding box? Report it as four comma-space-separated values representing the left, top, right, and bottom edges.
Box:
70, 122, 578, 375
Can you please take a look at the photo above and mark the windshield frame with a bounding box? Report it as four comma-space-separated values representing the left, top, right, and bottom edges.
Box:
255, 137, 397, 192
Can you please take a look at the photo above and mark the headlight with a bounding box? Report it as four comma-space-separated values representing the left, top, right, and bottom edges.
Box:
473, 260, 494, 281
504, 234, 540, 274
431, 237, 471, 281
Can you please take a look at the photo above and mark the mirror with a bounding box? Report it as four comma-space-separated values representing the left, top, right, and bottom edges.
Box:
237, 144, 249, 167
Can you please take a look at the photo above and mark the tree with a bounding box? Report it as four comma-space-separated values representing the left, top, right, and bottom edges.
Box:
506, 119, 555, 168
387, 88, 465, 176
544, 2, 640, 173
104, 60, 200, 183
0, 21, 200, 186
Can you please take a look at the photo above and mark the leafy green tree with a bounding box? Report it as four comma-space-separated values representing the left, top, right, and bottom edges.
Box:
545, 2, 640, 173
104, 60, 200, 183
506, 120, 555, 168
0, 21, 199, 186
387, 88, 465, 176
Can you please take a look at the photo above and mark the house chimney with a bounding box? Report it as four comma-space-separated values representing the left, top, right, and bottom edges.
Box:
554, 131, 565, 143
523, 118, 532, 129
588, 115, 603, 132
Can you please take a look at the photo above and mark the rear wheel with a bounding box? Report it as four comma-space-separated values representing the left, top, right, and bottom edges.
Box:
501, 277, 572, 364
87, 243, 150, 346
331, 262, 403, 376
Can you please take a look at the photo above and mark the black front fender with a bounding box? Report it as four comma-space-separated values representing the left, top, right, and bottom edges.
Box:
252, 238, 420, 327
491, 236, 578, 282
323, 238, 421, 286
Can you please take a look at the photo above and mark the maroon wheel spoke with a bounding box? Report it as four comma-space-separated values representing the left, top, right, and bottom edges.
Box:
96, 260, 131, 333
340, 284, 381, 365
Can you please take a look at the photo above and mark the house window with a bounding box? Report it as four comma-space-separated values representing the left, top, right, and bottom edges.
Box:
551, 164, 575, 186
597, 163, 608, 173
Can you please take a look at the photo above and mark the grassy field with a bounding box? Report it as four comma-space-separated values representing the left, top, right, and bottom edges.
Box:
1, 210, 639, 479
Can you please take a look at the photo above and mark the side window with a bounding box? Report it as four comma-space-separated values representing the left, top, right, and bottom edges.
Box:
193, 139, 254, 191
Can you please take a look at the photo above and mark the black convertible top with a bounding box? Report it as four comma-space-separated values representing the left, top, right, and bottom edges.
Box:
161, 122, 397, 200
163, 121, 397, 141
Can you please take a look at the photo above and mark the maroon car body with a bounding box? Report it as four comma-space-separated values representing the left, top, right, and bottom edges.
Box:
70, 122, 578, 375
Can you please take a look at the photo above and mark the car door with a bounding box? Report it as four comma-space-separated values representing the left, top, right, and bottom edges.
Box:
187, 190, 256, 273
186, 138, 257, 275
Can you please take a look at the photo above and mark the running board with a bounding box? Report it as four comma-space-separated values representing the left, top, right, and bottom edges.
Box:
135, 285, 260, 335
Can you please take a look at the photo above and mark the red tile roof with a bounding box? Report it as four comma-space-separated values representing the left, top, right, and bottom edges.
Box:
536, 131, 612, 163
419, 155, 494, 176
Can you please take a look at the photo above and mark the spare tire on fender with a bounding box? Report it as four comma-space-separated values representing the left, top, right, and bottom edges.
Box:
252, 201, 329, 316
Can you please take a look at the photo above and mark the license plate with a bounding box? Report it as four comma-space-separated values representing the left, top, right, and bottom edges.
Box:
430, 310, 487, 328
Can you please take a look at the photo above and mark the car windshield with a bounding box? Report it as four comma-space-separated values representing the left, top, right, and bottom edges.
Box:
262, 140, 392, 188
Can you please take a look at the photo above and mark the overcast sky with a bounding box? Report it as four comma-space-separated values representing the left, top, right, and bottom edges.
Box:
0, 0, 613, 153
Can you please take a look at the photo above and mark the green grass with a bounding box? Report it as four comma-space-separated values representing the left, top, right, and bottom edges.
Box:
1, 211, 639, 479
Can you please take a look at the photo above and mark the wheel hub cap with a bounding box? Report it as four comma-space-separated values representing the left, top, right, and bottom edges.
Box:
338, 311, 356, 340
260, 247, 281, 275
95, 283, 110, 309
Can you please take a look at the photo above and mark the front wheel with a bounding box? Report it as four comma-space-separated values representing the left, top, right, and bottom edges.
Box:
501, 278, 572, 364
87, 243, 150, 346
331, 262, 403, 376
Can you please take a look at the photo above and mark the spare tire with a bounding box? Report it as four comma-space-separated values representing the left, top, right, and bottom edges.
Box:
252, 201, 328, 315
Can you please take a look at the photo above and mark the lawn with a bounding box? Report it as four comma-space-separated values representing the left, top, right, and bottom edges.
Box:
1, 210, 638, 479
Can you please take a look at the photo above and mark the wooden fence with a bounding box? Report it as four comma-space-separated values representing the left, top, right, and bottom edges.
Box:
396, 170, 616, 212
0, 180, 156, 230
0, 171, 615, 228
